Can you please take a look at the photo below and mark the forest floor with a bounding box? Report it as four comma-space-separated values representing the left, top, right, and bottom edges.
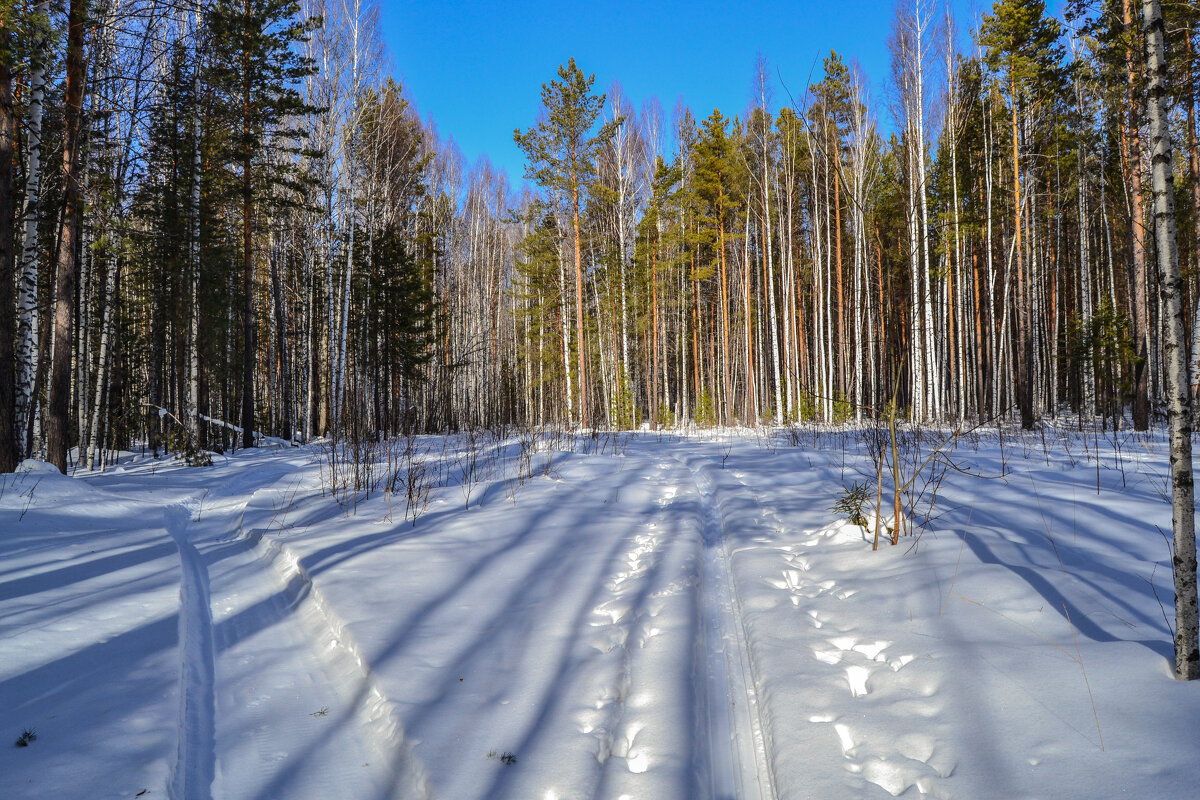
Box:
2, 424, 1198, 799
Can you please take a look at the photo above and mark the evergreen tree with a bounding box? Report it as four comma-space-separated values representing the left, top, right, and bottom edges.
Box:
206, 0, 317, 447
514, 57, 619, 429
367, 224, 433, 391
693, 109, 745, 423
635, 156, 681, 428
515, 208, 567, 423
980, 0, 1065, 429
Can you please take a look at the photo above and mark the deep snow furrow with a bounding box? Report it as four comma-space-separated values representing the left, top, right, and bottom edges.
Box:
246, 529, 431, 798
681, 457, 776, 800
165, 503, 217, 800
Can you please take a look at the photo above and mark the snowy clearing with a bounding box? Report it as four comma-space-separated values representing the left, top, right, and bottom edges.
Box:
2, 427, 1198, 799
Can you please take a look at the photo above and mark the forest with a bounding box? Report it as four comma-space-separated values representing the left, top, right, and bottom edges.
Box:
0, 0, 1196, 465
5, 4, 1200, 794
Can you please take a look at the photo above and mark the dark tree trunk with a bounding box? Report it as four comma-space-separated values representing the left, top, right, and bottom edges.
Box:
240, 7, 255, 450
0, 56, 17, 472
1126, 0, 1151, 430
47, 0, 86, 473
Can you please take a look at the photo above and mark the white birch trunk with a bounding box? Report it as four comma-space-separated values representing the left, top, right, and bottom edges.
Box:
985, 96, 999, 417
15, 41, 47, 459
1141, 0, 1198, 679
914, 3, 938, 419
947, 26, 965, 421
189, 20, 203, 442
333, 6, 363, 432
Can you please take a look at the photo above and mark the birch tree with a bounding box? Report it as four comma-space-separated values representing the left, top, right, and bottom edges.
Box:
1140, 0, 1198, 680
12, 4, 49, 463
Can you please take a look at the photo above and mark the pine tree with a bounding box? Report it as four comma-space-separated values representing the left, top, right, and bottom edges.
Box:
693, 109, 744, 424
515, 208, 567, 424
206, 0, 317, 448
367, 224, 433, 392
635, 156, 680, 429
980, 0, 1064, 429
514, 58, 619, 429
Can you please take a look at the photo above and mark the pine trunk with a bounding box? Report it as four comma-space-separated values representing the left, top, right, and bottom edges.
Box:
47, 0, 87, 473
1011, 77, 1034, 429
87, 259, 119, 471
1126, 0, 1150, 430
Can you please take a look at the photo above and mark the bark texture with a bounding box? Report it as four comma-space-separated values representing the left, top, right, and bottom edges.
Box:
1142, 0, 1198, 679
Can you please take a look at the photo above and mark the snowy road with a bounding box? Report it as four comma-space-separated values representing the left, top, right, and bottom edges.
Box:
4, 431, 1200, 799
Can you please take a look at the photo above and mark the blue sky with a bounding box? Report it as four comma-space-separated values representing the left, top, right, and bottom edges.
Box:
380, 0, 1061, 184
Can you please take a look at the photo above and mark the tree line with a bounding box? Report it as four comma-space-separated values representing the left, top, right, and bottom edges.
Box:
0, 0, 1198, 464
509, 0, 1200, 438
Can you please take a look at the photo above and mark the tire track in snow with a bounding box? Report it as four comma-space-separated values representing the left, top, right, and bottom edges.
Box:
677, 454, 777, 800
165, 502, 217, 800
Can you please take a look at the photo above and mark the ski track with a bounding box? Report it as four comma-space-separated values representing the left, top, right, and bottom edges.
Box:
165, 502, 217, 800
162, 463, 428, 800
92, 438, 934, 800
249, 528, 431, 800
676, 451, 777, 800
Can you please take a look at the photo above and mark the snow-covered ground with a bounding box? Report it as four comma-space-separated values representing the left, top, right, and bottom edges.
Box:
2, 426, 1198, 799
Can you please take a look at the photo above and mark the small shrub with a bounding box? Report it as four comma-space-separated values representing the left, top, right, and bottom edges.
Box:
796, 390, 817, 423
831, 482, 871, 528
14, 729, 36, 747
694, 390, 717, 428
832, 392, 854, 424
657, 402, 675, 429
166, 428, 212, 467
486, 750, 518, 766
610, 368, 636, 430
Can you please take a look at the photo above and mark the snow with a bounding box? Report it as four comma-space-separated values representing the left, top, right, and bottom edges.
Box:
2, 427, 1198, 799
14, 458, 62, 475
